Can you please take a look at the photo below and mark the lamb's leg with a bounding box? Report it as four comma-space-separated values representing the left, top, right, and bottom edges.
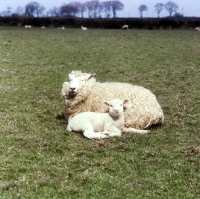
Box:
83, 125, 109, 139
101, 126, 122, 137
122, 127, 150, 134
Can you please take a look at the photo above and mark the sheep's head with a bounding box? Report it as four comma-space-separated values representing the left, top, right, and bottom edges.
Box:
68, 71, 95, 95
104, 99, 129, 118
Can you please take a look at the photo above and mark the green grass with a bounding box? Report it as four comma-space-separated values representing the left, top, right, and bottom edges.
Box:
0, 27, 200, 198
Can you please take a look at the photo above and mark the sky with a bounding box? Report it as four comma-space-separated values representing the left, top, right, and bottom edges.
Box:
0, 0, 199, 18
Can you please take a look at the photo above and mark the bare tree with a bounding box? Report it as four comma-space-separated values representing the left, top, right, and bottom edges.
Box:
60, 4, 73, 17
85, 1, 93, 18
15, 6, 24, 16
138, 4, 148, 18
80, 3, 87, 18
48, 7, 61, 17
85, 0, 100, 18
67, 2, 81, 17
7, 7, 12, 16
36, 5, 45, 17
154, 3, 164, 18
25, 2, 45, 17
101, 1, 112, 18
110, 0, 124, 18
98, 2, 103, 18
165, 1, 178, 16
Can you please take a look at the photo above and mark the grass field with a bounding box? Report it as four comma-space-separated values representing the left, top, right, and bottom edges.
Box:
0, 27, 200, 198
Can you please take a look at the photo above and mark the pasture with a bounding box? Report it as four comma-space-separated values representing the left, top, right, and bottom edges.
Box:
0, 27, 200, 198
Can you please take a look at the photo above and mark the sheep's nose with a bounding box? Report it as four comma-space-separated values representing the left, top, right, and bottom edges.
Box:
70, 88, 75, 91
115, 110, 119, 113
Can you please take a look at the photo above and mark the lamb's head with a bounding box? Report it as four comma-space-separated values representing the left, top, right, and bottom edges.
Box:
104, 99, 129, 118
68, 71, 95, 95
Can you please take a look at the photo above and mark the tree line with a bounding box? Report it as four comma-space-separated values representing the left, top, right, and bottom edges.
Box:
140, 1, 180, 18
1, 1, 183, 19
1, 0, 124, 18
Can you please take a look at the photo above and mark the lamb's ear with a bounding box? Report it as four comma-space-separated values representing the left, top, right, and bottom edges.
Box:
123, 100, 129, 109
86, 73, 95, 80
103, 101, 110, 107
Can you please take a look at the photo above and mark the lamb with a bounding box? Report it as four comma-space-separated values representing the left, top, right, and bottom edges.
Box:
62, 70, 164, 130
67, 99, 149, 139
122, 25, 129, 30
81, 26, 87, 30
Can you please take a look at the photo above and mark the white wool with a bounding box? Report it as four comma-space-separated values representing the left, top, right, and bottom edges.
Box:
67, 99, 149, 139
81, 26, 87, 30
62, 70, 164, 130
122, 25, 129, 30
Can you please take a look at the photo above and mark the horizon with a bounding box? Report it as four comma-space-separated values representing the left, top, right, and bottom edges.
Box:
0, 0, 199, 18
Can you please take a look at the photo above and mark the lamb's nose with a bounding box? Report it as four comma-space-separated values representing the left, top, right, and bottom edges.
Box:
115, 110, 119, 113
70, 88, 75, 91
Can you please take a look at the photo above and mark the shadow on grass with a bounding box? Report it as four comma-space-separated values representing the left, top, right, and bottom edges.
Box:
56, 113, 65, 120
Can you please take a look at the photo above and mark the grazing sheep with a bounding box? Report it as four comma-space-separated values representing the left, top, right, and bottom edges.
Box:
67, 99, 149, 139
81, 26, 87, 30
25, 25, 31, 28
41, 26, 45, 29
122, 25, 129, 30
195, 27, 200, 31
62, 71, 164, 130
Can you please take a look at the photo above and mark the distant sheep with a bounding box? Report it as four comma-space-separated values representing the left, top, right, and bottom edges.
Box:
41, 26, 45, 29
81, 26, 87, 30
25, 25, 31, 28
62, 71, 164, 130
67, 99, 149, 139
195, 27, 200, 31
122, 25, 129, 30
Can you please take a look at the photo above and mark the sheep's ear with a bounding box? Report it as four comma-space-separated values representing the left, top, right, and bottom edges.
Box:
86, 73, 95, 80
123, 100, 129, 109
103, 101, 110, 107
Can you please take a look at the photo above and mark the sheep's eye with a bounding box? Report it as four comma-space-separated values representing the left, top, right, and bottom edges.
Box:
110, 105, 113, 107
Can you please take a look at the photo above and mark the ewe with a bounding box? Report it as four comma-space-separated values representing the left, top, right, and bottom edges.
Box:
67, 99, 149, 139
62, 71, 164, 130
81, 26, 87, 30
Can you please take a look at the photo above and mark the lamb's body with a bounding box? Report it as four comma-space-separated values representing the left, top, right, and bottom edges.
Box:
67, 99, 149, 139
62, 71, 164, 130
67, 112, 121, 139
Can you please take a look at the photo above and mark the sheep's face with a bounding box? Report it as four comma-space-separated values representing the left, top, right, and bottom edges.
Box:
68, 73, 94, 95
104, 99, 129, 118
